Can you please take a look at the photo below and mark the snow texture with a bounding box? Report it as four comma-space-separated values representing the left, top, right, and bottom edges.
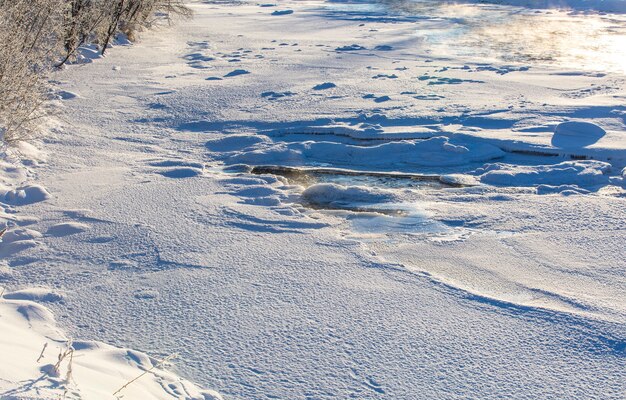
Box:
1, 0, 626, 399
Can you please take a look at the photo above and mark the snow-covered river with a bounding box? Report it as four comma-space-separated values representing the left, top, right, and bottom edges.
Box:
2, 0, 625, 398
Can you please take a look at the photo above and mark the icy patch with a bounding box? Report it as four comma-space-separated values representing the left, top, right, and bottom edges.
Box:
300, 184, 448, 235
477, 160, 612, 188
348, 204, 448, 236
439, 174, 481, 186
302, 183, 398, 208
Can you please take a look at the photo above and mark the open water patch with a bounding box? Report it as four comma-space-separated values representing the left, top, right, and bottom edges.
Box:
249, 165, 465, 189
241, 165, 456, 235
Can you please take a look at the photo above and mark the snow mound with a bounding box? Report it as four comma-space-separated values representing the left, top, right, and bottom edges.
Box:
2, 185, 50, 205
15, 141, 47, 164
551, 121, 606, 149
477, 160, 612, 187
0, 294, 222, 400
536, 184, 591, 195
206, 134, 271, 152
4, 288, 64, 303
75, 44, 104, 64
228, 137, 505, 167
0, 239, 39, 258
0, 228, 43, 243
302, 183, 398, 207
158, 167, 203, 178
46, 222, 90, 237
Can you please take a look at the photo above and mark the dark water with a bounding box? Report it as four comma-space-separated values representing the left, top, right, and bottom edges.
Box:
250, 165, 452, 189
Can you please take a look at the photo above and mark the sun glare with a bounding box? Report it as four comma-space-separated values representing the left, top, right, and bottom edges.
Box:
412, 3, 626, 73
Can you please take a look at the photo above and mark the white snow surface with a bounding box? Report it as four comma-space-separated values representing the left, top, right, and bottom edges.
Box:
0, 290, 222, 400
1, 0, 626, 399
226, 137, 506, 167
476, 160, 613, 187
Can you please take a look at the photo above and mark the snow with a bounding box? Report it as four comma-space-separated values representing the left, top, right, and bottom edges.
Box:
0, 291, 223, 400
476, 160, 613, 187
552, 121, 606, 148
3, 287, 64, 302
226, 137, 506, 168
2, 185, 50, 206
1, 0, 626, 398
536, 184, 591, 195
0, 228, 43, 243
46, 222, 90, 237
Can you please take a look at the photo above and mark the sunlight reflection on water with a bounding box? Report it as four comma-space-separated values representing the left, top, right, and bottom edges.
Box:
328, 1, 626, 73
421, 3, 626, 73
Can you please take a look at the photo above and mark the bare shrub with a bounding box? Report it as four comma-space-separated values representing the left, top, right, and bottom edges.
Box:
0, 0, 191, 144
0, 0, 63, 143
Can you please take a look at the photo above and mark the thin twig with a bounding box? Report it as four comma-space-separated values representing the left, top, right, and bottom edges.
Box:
36, 342, 48, 362
112, 353, 178, 397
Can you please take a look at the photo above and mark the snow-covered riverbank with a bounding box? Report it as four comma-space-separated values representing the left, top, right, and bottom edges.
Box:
1, 0, 625, 398
0, 288, 222, 399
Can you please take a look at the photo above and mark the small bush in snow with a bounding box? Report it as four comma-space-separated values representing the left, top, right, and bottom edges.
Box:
0, 0, 191, 144
0, 0, 62, 143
